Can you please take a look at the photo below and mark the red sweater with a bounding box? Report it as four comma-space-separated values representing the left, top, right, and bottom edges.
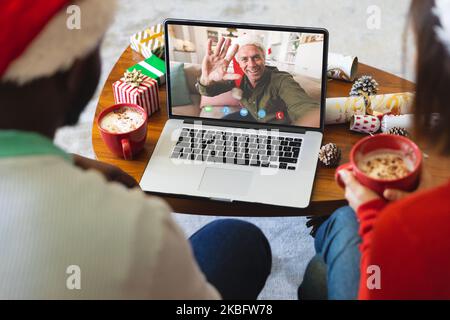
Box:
357, 180, 450, 299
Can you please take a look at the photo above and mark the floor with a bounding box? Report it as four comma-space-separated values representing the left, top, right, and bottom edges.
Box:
54, 0, 413, 299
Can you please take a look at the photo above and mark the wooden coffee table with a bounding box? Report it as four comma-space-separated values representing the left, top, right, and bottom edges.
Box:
92, 46, 448, 217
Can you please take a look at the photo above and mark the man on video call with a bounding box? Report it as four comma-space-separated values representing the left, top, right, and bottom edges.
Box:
196, 34, 321, 127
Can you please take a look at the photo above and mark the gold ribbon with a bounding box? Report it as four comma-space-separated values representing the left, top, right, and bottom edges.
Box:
123, 69, 145, 88
140, 31, 164, 44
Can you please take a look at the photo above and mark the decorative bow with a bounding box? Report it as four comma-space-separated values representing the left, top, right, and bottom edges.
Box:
122, 69, 145, 88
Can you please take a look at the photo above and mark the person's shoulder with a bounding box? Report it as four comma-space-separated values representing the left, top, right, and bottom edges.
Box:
57, 157, 174, 256
378, 180, 450, 232
73, 162, 170, 215
267, 66, 292, 78
0, 155, 175, 298
266, 66, 295, 88
387, 180, 450, 212
31, 155, 172, 221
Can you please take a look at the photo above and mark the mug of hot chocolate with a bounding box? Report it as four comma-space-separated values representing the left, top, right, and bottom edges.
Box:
335, 134, 422, 195
97, 103, 147, 160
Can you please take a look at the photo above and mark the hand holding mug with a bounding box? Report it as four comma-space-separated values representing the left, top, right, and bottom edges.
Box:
335, 134, 422, 196
339, 166, 432, 212
383, 166, 433, 201
339, 169, 381, 211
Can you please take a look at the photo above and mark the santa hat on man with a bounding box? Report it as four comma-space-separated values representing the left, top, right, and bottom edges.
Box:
0, 0, 116, 85
234, 33, 266, 56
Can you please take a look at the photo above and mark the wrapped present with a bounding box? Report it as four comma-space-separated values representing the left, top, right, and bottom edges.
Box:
327, 53, 359, 82
113, 70, 160, 117
325, 96, 366, 124
130, 23, 165, 59
128, 55, 166, 85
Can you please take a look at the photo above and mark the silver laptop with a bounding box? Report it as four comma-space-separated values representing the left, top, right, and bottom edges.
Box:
140, 19, 329, 208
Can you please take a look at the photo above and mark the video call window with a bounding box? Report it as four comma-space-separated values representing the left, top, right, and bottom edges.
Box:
167, 24, 324, 128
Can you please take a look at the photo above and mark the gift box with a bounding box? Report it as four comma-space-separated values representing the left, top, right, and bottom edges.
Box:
130, 23, 165, 59
112, 71, 160, 117
127, 55, 166, 85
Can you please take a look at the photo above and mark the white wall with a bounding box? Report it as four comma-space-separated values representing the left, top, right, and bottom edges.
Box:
108, 0, 413, 79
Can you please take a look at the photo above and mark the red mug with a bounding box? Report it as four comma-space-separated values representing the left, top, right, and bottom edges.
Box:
335, 134, 422, 195
97, 103, 147, 160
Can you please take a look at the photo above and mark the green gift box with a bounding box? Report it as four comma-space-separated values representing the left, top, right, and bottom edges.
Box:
127, 55, 166, 85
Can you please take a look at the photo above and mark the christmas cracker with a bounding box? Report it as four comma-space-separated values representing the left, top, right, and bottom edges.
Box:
325, 96, 366, 124
327, 53, 359, 82
366, 92, 414, 116
350, 115, 381, 134
381, 114, 414, 133
326, 92, 415, 125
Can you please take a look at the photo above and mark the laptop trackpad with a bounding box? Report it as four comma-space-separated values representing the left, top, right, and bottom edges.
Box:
198, 167, 253, 196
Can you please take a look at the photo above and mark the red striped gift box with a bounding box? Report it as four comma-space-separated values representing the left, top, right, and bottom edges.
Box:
112, 76, 160, 117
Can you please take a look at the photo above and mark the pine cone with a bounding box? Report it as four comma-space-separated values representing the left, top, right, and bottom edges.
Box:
318, 143, 341, 168
387, 127, 409, 137
350, 75, 379, 97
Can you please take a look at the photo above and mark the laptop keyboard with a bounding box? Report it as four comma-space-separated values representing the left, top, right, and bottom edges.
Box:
170, 128, 302, 170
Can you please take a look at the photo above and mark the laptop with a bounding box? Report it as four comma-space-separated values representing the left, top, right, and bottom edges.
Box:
140, 19, 329, 208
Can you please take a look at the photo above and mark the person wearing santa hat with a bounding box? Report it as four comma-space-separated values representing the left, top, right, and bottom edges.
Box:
196, 33, 321, 127
0, 1, 271, 299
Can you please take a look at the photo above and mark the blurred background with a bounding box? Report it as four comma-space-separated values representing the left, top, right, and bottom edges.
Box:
54, 0, 414, 299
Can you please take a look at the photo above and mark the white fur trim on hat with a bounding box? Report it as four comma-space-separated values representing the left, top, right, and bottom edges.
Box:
2, 0, 117, 85
235, 34, 266, 56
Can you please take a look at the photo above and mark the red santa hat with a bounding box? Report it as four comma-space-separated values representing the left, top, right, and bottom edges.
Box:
0, 0, 116, 85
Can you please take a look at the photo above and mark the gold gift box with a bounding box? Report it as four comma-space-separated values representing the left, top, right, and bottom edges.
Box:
130, 23, 165, 59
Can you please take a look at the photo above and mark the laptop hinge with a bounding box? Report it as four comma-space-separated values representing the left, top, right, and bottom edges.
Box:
182, 119, 307, 134
210, 197, 233, 202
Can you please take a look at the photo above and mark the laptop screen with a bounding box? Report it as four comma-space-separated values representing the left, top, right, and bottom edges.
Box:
165, 20, 327, 130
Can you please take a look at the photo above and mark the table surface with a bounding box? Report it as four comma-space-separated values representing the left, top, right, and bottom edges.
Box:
92, 46, 449, 217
